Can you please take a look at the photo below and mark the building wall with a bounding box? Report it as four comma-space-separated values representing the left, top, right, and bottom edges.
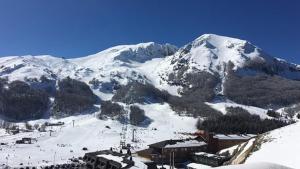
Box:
192, 156, 220, 167
217, 140, 247, 151
150, 146, 207, 164
206, 133, 251, 153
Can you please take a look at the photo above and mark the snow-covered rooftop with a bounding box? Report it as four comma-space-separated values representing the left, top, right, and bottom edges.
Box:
149, 139, 207, 149
215, 162, 292, 169
213, 134, 256, 140
194, 152, 227, 160
187, 162, 212, 169
165, 140, 207, 148
97, 154, 127, 167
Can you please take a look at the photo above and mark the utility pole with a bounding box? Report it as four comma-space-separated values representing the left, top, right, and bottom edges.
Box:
160, 148, 163, 169
6, 154, 9, 166
53, 151, 57, 165
172, 151, 175, 169
132, 129, 136, 142
169, 152, 171, 169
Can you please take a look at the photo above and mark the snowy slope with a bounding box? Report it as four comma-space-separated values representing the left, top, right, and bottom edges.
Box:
70, 42, 178, 98
245, 122, 300, 168
205, 100, 269, 119
0, 103, 197, 167
0, 42, 177, 100
72, 42, 177, 66
157, 34, 300, 75
0, 55, 76, 81
215, 162, 292, 169
158, 34, 264, 74
156, 34, 300, 95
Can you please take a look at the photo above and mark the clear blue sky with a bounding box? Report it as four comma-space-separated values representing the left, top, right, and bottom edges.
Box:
0, 0, 299, 62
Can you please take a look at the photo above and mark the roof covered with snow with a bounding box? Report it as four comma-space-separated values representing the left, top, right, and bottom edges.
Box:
215, 162, 292, 169
149, 139, 207, 149
194, 152, 227, 160
97, 154, 127, 168
165, 139, 207, 148
213, 134, 256, 140
187, 162, 212, 169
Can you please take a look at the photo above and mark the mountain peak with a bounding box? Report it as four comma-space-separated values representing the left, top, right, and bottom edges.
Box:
157, 33, 300, 84
166, 34, 261, 74
192, 34, 250, 50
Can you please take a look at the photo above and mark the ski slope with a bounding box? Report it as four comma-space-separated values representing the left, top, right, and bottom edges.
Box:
0, 103, 197, 167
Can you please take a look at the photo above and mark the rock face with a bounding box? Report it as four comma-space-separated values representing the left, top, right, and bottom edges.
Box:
1, 34, 300, 120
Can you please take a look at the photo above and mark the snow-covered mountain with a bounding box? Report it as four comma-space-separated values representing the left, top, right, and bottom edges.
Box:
0, 42, 177, 99
1, 34, 299, 98
158, 34, 300, 77
156, 34, 300, 95
1, 34, 300, 117
0, 42, 177, 82
1, 34, 300, 168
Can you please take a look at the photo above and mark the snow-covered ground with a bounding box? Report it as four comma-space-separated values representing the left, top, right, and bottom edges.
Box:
0, 103, 197, 167
245, 122, 300, 168
205, 100, 269, 119
216, 162, 292, 169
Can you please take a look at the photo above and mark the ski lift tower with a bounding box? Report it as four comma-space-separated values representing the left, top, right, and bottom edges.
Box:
132, 129, 137, 142
120, 125, 127, 148
120, 108, 129, 149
